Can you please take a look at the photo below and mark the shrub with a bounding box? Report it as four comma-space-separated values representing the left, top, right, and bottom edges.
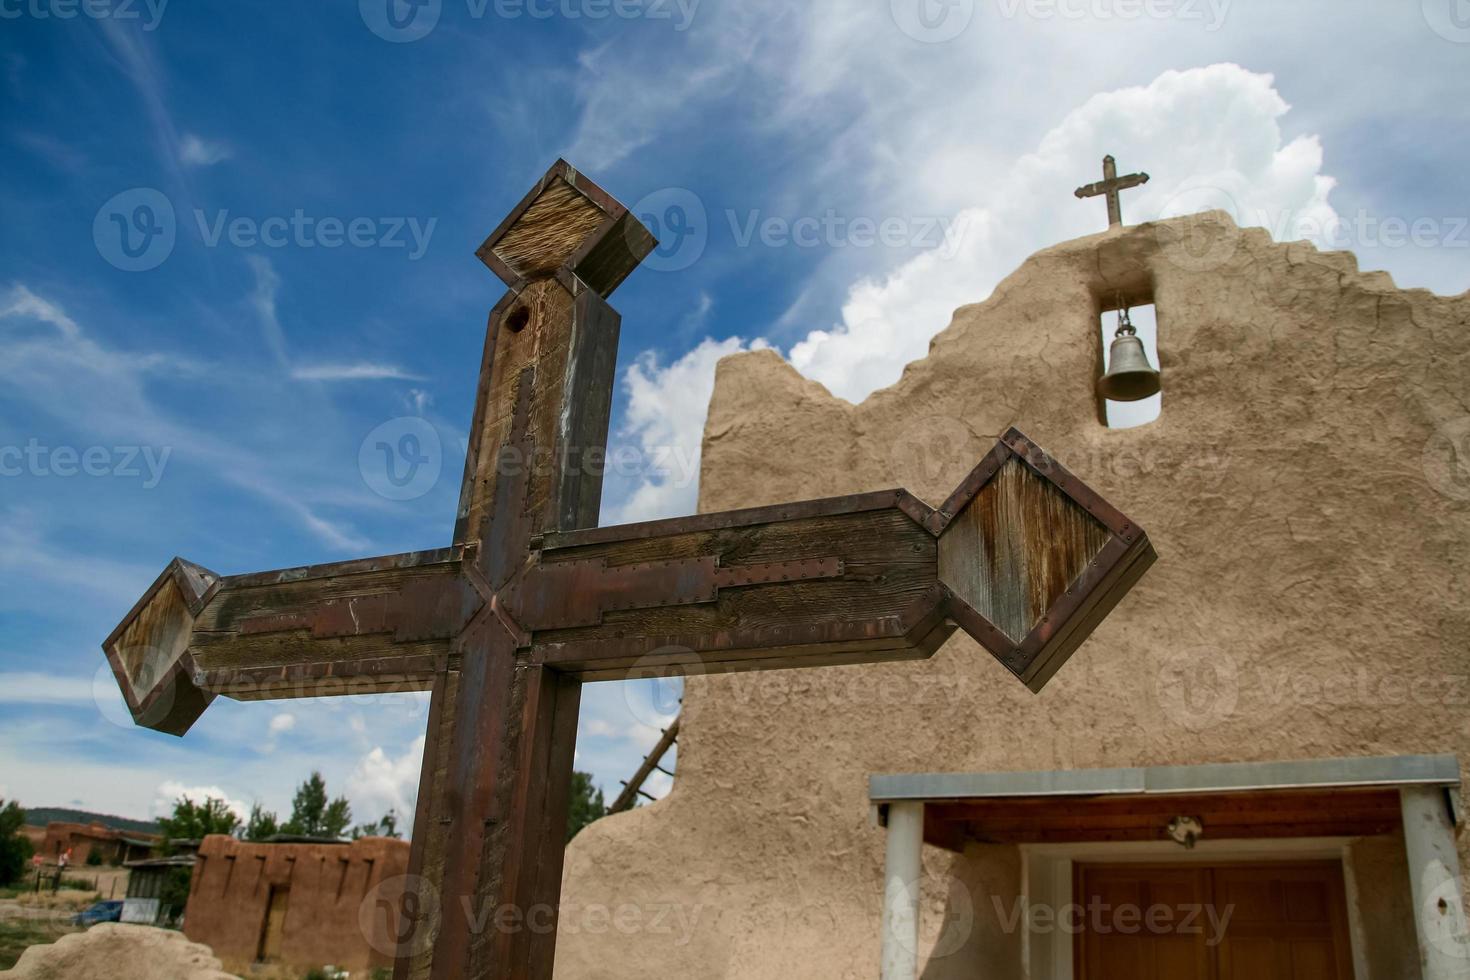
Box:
0, 802, 32, 886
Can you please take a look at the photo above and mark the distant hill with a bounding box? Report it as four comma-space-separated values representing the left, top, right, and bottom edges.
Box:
22, 807, 162, 837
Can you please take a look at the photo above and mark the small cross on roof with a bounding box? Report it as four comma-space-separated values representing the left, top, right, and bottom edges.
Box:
1075, 155, 1150, 228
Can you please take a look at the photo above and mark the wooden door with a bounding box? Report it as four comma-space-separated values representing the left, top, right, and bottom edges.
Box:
1213, 865, 1354, 980
1076, 862, 1354, 980
1077, 866, 1212, 980
257, 886, 289, 962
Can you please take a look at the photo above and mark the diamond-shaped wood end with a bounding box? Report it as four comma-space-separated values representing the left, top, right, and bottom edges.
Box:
475, 159, 657, 298
933, 428, 1156, 692
101, 557, 219, 735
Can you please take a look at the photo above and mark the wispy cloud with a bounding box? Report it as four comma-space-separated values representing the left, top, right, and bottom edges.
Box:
291, 363, 425, 382
0, 510, 164, 609
0, 283, 368, 552
0, 672, 97, 704
11, 132, 87, 173
179, 132, 232, 167
2, 284, 80, 339
246, 255, 290, 368
246, 258, 419, 388
97, 19, 190, 192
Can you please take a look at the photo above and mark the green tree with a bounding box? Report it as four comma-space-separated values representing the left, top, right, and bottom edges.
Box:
157, 796, 239, 853
350, 809, 402, 840
243, 803, 281, 841
565, 772, 605, 842
160, 866, 194, 919
281, 772, 352, 839
0, 800, 34, 886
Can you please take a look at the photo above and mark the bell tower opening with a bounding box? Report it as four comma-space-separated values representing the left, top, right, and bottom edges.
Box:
1097, 298, 1162, 430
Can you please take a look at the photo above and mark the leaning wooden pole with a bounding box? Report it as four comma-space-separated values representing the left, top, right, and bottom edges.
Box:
609, 716, 681, 814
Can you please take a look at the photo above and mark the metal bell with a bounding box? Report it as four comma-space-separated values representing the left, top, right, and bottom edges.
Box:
1097, 308, 1161, 402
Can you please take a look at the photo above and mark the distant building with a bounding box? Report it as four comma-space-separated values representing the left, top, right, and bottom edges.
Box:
19, 824, 45, 855
38, 822, 159, 866
183, 834, 411, 974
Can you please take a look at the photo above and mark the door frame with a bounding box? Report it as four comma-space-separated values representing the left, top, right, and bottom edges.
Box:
1021, 838, 1370, 980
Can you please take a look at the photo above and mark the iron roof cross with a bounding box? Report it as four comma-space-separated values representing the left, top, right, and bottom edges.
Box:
103, 160, 1156, 979
1075, 154, 1150, 228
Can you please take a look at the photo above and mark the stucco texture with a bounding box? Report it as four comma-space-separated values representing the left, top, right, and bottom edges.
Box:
554, 212, 1470, 978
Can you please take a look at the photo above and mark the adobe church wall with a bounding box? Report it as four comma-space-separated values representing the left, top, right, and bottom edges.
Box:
555, 212, 1470, 978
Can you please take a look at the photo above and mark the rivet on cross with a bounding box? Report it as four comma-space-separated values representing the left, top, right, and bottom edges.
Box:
102, 160, 1157, 979
1075, 154, 1150, 228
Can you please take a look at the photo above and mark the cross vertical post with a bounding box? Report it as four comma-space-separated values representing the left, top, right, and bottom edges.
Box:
407, 161, 656, 979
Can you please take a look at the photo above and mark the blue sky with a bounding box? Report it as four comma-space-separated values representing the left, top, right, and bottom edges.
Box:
1, 0, 1467, 830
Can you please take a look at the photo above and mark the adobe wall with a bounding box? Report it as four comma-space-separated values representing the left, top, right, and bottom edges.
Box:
555, 212, 1470, 978
183, 835, 410, 974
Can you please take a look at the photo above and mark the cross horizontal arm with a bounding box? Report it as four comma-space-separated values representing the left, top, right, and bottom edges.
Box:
103, 549, 481, 732
193, 548, 480, 700
522, 490, 954, 681
521, 428, 1154, 691
1074, 172, 1149, 199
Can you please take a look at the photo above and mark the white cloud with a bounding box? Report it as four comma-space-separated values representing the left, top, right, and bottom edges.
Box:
626, 721, 668, 753
787, 64, 1337, 403
290, 362, 425, 382
153, 781, 249, 823
643, 770, 673, 800
611, 335, 771, 523
179, 133, 232, 167
584, 718, 618, 738
345, 736, 425, 834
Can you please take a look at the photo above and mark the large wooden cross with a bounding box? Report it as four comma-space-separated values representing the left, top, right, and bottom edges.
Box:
102, 160, 1156, 979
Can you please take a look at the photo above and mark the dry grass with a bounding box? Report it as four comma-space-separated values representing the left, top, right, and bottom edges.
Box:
15, 890, 100, 911
0, 915, 80, 970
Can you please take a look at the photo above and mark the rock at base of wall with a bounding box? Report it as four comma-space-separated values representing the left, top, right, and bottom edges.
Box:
0, 923, 236, 980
